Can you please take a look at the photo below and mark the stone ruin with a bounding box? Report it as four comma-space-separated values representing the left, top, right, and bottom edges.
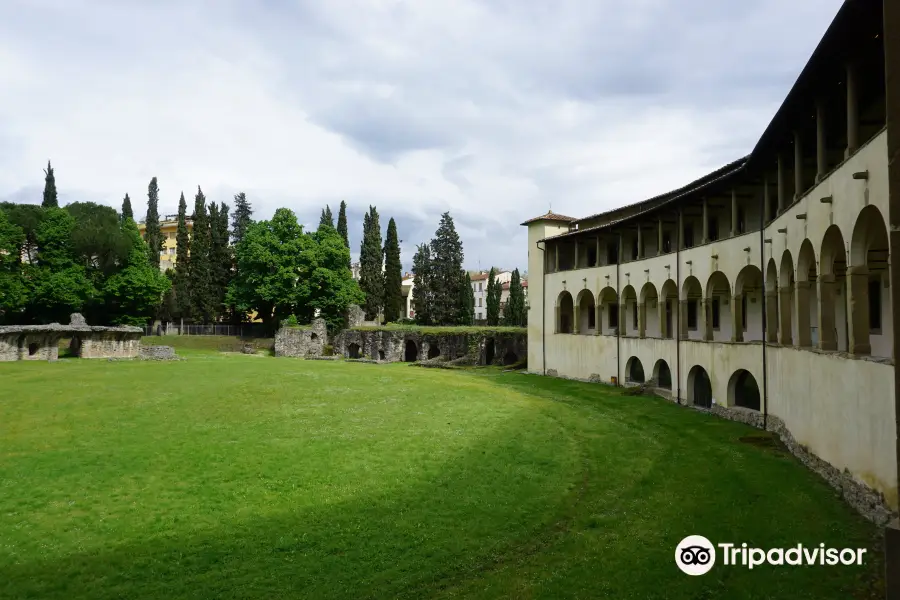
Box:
0, 314, 143, 362
274, 318, 328, 357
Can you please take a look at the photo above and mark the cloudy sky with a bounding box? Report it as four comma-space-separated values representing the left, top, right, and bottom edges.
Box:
0, 0, 843, 272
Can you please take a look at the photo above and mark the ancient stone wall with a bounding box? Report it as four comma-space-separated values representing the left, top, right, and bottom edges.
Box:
75, 331, 142, 359
0, 314, 142, 362
139, 345, 178, 360
274, 318, 328, 357
333, 328, 527, 365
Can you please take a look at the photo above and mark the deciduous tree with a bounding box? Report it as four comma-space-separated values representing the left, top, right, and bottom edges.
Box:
103, 218, 171, 326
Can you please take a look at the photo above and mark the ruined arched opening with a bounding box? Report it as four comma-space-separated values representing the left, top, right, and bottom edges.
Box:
427, 344, 440, 360
348, 343, 361, 359
485, 338, 495, 365
688, 365, 712, 408
728, 369, 760, 411
502, 351, 518, 366
310, 332, 318, 341
625, 356, 645, 383
378, 349, 385, 361
653, 359, 672, 390
28, 342, 39, 356
404, 340, 418, 362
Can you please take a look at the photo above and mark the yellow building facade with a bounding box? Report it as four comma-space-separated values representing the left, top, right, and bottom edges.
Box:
137, 215, 193, 272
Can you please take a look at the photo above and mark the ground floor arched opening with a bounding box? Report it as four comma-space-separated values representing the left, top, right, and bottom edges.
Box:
728, 369, 760, 411
653, 360, 672, 389
348, 343, 361, 359
378, 349, 385, 361
427, 344, 440, 359
404, 340, 418, 362
625, 356, 645, 383
688, 365, 712, 408
485, 339, 495, 365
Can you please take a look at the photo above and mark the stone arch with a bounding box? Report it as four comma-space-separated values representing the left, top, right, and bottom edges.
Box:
652, 359, 672, 389
348, 343, 361, 359
378, 349, 385, 361
687, 365, 712, 408
485, 338, 495, 365
705, 271, 731, 341
681, 276, 703, 339
404, 339, 418, 362
795, 240, 818, 347
556, 290, 574, 334
598, 287, 619, 335
764, 258, 779, 342
575, 289, 596, 334
625, 356, 645, 383
621, 285, 638, 336
728, 369, 760, 411
819, 225, 848, 351
659, 279, 678, 339
427, 343, 441, 359
28, 342, 39, 356
848, 205, 890, 357
639, 282, 659, 338
734, 265, 763, 342
310, 332, 318, 341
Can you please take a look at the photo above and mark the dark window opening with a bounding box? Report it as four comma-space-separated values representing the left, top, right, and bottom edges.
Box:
687, 300, 698, 330
684, 225, 694, 248
607, 242, 619, 265
869, 278, 882, 331
608, 304, 619, 330
708, 216, 719, 242
737, 207, 746, 234
560, 314, 571, 334
587, 245, 598, 267
662, 232, 672, 253
348, 343, 361, 359
631, 239, 638, 260
428, 344, 440, 359
27, 342, 39, 356
656, 361, 672, 389
378, 349, 385, 360
588, 307, 596, 329
712, 297, 720, 330
632, 303, 638, 329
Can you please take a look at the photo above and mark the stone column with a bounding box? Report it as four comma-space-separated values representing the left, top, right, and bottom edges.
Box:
638, 302, 646, 338
679, 300, 688, 339
731, 294, 744, 342
816, 100, 827, 182
818, 274, 838, 351
657, 219, 664, 255
778, 286, 793, 345
763, 174, 771, 223
777, 153, 786, 214
846, 62, 859, 158
794, 130, 804, 200
847, 265, 871, 355
637, 224, 643, 259
765, 290, 778, 342
701, 198, 709, 244
702, 298, 713, 341
795, 281, 812, 347
730, 189, 738, 236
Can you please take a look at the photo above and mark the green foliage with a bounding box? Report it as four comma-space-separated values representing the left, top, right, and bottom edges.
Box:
143, 177, 163, 270
359, 206, 383, 321
457, 269, 474, 325
231, 192, 253, 246
485, 267, 502, 326
336, 200, 349, 250
503, 268, 527, 327
189, 187, 214, 323
411, 243, 433, 325
174, 192, 191, 319
382, 217, 403, 323
103, 219, 171, 325
281, 314, 300, 328
65, 202, 130, 282
305, 225, 364, 332
0, 209, 28, 320
429, 212, 464, 325
42, 160, 58, 208
209, 201, 232, 318
319, 205, 334, 229
121, 194, 134, 222
0, 202, 44, 263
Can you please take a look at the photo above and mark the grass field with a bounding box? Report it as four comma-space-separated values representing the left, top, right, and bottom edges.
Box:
0, 351, 884, 599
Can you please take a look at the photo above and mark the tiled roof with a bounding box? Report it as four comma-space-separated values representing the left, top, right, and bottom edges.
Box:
520, 210, 577, 226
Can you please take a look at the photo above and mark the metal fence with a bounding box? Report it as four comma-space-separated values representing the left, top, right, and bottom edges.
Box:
143, 323, 270, 338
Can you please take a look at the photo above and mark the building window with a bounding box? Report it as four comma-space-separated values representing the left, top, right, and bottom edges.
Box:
608, 304, 619, 330
684, 225, 694, 248
869, 277, 882, 332
708, 216, 719, 242
737, 207, 746, 234
662, 232, 671, 253
587, 245, 597, 267
711, 297, 720, 330
478, 283, 482, 292
687, 299, 698, 330
631, 238, 638, 260
478, 298, 482, 307
588, 306, 596, 329
607, 242, 618, 265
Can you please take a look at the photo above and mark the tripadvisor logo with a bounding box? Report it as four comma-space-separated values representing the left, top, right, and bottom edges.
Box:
675, 536, 867, 576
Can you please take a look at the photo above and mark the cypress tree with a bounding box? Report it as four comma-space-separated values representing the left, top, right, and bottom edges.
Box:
336, 200, 349, 249
429, 212, 464, 325
382, 217, 402, 323
457, 269, 474, 325
188, 187, 213, 323
319, 205, 334, 229
231, 192, 253, 245
208, 202, 225, 319
411, 243, 433, 325
174, 192, 191, 319
121, 194, 133, 222
144, 177, 163, 270
358, 205, 383, 321
485, 267, 501, 326
42, 161, 58, 208
504, 268, 526, 326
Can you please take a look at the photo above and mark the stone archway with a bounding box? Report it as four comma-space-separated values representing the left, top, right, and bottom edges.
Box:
625, 356, 645, 383
688, 365, 712, 408
728, 369, 760, 411
348, 343, 361, 359
404, 340, 418, 362
427, 344, 440, 359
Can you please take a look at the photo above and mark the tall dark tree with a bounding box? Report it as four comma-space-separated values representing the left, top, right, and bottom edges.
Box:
503, 268, 526, 327
209, 201, 232, 317
231, 192, 253, 245
144, 177, 163, 270
319, 205, 334, 229
429, 212, 464, 325
174, 192, 191, 319
411, 243, 433, 325
382, 217, 402, 323
457, 269, 474, 326
188, 187, 214, 323
358, 206, 384, 321
0, 202, 44, 263
486, 267, 502, 326
42, 161, 58, 208
121, 194, 134, 222
0, 209, 28, 321
336, 200, 349, 249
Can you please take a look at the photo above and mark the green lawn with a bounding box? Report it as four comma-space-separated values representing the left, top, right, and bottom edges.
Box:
0, 352, 883, 599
